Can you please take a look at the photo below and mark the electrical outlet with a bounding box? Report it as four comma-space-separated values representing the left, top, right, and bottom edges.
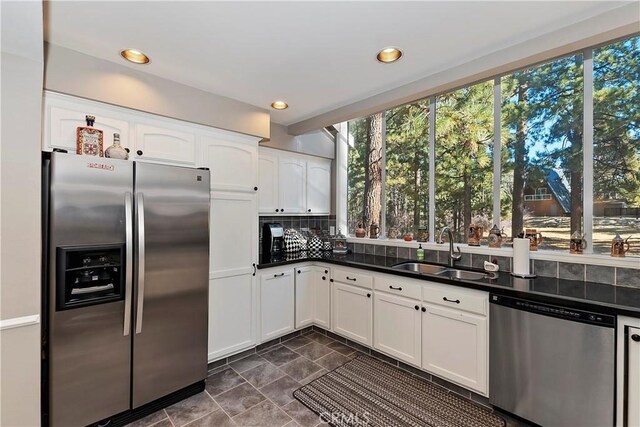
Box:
330, 226, 335, 235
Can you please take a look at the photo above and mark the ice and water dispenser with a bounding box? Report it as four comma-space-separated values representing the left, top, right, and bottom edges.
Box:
56, 244, 125, 310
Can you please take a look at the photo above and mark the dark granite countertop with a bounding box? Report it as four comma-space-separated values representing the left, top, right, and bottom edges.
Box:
258, 252, 640, 318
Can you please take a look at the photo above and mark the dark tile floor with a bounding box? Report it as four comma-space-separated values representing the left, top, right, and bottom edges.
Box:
126, 329, 533, 427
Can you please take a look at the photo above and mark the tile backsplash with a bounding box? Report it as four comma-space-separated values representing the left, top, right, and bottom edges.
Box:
346, 241, 639, 288
259, 215, 336, 245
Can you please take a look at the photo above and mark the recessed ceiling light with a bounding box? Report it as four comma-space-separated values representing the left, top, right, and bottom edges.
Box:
271, 101, 288, 110
120, 49, 150, 64
376, 47, 403, 64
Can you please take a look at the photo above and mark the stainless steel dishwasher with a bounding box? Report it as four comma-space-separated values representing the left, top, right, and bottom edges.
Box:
489, 294, 615, 427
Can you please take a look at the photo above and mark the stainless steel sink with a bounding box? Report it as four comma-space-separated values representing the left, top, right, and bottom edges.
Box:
392, 262, 488, 281
392, 262, 448, 275
437, 269, 488, 280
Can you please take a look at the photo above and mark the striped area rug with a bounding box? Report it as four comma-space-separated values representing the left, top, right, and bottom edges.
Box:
293, 355, 505, 427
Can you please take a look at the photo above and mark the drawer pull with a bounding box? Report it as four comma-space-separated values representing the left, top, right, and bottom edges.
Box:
274, 273, 285, 278
443, 297, 460, 304
346, 276, 357, 281
367, 293, 371, 298
421, 307, 426, 312
632, 334, 640, 342
414, 305, 419, 310
389, 285, 403, 291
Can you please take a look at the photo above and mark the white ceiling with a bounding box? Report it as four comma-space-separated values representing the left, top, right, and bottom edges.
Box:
45, 1, 628, 126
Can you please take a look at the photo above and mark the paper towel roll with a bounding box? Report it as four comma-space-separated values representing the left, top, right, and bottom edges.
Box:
513, 238, 531, 276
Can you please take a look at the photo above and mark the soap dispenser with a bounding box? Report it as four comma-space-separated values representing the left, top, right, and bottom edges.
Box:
416, 244, 425, 261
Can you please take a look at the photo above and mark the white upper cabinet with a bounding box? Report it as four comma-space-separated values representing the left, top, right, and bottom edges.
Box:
258, 147, 331, 215
258, 152, 279, 214
133, 122, 196, 165
200, 135, 258, 192
278, 156, 306, 214
44, 97, 131, 153
306, 158, 331, 214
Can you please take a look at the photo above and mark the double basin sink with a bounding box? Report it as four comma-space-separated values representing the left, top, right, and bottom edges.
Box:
392, 262, 490, 281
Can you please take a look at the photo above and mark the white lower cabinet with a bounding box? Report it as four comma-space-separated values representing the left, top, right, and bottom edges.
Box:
421, 303, 488, 395
295, 266, 331, 329
295, 267, 315, 329
332, 282, 373, 346
314, 267, 331, 329
260, 269, 295, 342
208, 275, 256, 361
374, 292, 422, 366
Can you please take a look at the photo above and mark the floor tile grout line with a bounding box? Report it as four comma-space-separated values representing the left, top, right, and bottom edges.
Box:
202, 388, 237, 425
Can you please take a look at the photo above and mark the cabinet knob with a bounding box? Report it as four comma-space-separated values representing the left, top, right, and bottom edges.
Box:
136, 150, 143, 156
275, 209, 279, 212
297, 270, 301, 274
125, 148, 130, 153
330, 279, 334, 283
421, 307, 426, 312
632, 334, 640, 342
414, 305, 419, 311
322, 276, 326, 280
308, 209, 311, 212
325, 270, 328, 274
254, 186, 258, 191
281, 209, 284, 212
367, 293, 371, 298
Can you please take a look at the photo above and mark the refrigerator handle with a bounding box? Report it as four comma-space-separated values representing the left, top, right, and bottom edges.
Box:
123, 192, 133, 336
135, 193, 146, 334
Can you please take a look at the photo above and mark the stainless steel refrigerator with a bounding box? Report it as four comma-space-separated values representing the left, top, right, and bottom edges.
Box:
43, 152, 210, 427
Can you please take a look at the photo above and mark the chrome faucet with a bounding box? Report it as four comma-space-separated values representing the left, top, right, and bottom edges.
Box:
437, 226, 462, 266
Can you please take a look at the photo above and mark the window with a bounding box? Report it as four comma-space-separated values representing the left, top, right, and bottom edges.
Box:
501, 54, 584, 251
347, 114, 383, 235
592, 36, 640, 255
385, 100, 430, 238
435, 81, 494, 242
342, 34, 638, 257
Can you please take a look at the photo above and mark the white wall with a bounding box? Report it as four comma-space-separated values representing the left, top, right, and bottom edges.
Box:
44, 43, 271, 139
0, 1, 44, 425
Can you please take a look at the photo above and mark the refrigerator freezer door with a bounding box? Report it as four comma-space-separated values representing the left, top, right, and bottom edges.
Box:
48, 153, 133, 427
132, 162, 210, 407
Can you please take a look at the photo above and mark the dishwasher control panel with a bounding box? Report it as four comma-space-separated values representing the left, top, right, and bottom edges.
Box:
490, 294, 615, 327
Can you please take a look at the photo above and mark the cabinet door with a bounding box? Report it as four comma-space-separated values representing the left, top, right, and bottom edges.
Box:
278, 157, 306, 214
314, 268, 331, 329
332, 282, 372, 346
374, 293, 421, 366
260, 271, 294, 341
306, 158, 331, 214
295, 267, 315, 329
45, 104, 131, 153
208, 275, 256, 361
209, 192, 257, 279
200, 136, 258, 192
422, 304, 488, 395
134, 123, 196, 165
258, 153, 279, 214
628, 327, 640, 426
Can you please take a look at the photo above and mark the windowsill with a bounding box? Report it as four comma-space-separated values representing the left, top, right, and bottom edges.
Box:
346, 236, 640, 268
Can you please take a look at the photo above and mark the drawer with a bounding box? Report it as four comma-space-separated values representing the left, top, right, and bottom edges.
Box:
422, 282, 487, 316
374, 274, 421, 300
333, 268, 373, 289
